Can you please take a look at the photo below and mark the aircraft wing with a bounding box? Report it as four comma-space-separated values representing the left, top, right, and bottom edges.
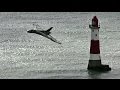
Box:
40, 33, 61, 44
47, 35, 62, 44
33, 24, 43, 31
35, 31, 61, 44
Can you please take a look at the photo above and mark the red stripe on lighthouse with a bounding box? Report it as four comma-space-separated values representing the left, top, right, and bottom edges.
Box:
90, 40, 100, 54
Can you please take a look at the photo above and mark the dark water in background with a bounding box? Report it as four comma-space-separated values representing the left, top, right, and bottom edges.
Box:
0, 12, 120, 79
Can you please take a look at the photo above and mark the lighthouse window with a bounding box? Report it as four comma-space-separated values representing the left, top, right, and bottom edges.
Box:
96, 34, 97, 36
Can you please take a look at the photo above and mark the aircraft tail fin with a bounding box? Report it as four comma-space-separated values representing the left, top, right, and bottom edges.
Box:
47, 27, 53, 32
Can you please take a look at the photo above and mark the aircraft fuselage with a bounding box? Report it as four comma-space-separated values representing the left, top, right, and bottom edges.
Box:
27, 29, 50, 35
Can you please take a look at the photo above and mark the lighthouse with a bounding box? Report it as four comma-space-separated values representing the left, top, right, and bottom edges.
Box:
87, 16, 111, 71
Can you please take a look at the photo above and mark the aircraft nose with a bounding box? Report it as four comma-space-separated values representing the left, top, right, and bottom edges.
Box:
27, 30, 31, 33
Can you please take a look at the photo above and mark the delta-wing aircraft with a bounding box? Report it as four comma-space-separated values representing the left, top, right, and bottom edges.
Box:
27, 24, 61, 44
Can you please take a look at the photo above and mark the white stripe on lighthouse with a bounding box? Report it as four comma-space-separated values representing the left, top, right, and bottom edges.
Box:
90, 54, 101, 60
91, 29, 99, 40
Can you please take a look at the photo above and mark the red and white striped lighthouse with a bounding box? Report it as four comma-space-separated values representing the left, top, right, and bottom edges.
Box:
87, 16, 111, 71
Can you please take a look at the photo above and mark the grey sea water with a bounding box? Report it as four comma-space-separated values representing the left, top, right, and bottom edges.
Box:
0, 12, 120, 79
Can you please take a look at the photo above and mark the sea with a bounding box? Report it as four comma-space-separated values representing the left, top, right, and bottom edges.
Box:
0, 12, 120, 79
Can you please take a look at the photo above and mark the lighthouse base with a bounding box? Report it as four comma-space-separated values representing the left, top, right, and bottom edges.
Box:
87, 60, 111, 72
